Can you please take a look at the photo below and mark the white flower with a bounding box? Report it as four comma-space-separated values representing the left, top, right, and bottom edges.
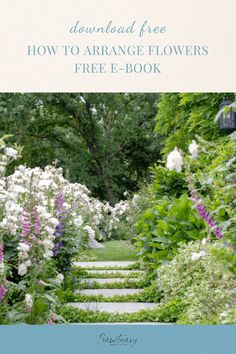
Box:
38, 179, 51, 188
18, 263, 28, 276
84, 225, 95, 239
5, 147, 18, 159
73, 216, 83, 228
12, 185, 26, 193
18, 251, 29, 260
191, 250, 206, 261
36, 205, 47, 214
199, 250, 206, 257
55, 273, 64, 285
45, 226, 55, 235
0, 166, 5, 175
201, 238, 207, 245
80, 96, 86, 104
63, 202, 70, 210
24, 294, 33, 307
0, 262, 4, 274
189, 140, 199, 158
49, 217, 59, 227
42, 239, 54, 250
44, 250, 53, 259
90, 107, 97, 114
25, 259, 32, 267
166, 147, 184, 172
17, 242, 30, 252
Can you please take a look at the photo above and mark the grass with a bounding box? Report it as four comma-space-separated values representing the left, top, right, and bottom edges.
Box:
81, 240, 138, 261
59, 304, 179, 323
60, 305, 160, 323
59, 296, 185, 323
83, 271, 143, 278
76, 262, 141, 270
78, 278, 147, 289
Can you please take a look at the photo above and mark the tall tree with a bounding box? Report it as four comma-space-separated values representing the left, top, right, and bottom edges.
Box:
0, 93, 160, 203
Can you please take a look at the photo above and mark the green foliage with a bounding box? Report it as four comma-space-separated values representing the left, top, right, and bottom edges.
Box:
150, 165, 187, 199
78, 278, 148, 289
1, 264, 63, 324
151, 298, 186, 323
155, 93, 234, 157
74, 262, 141, 271
84, 271, 143, 279
0, 93, 160, 203
59, 305, 160, 323
54, 223, 87, 274
59, 300, 184, 323
156, 241, 236, 324
187, 137, 236, 245
65, 285, 160, 303
135, 193, 205, 267
218, 307, 236, 324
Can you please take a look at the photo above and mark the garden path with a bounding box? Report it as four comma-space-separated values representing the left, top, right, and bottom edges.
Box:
67, 261, 158, 316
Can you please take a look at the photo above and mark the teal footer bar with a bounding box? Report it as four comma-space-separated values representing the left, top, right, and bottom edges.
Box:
0, 325, 235, 354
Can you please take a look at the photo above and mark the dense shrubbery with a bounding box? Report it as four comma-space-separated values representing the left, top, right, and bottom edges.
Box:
133, 131, 236, 323
0, 136, 141, 324
155, 93, 234, 156
135, 192, 205, 267
1, 93, 236, 325
188, 137, 236, 244
156, 241, 236, 324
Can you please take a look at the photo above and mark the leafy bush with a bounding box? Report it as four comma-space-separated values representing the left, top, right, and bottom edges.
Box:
135, 193, 205, 267
155, 93, 233, 157
156, 241, 236, 324
149, 165, 187, 199
187, 137, 236, 245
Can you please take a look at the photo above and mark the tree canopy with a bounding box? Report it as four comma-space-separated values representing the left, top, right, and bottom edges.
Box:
0, 93, 160, 203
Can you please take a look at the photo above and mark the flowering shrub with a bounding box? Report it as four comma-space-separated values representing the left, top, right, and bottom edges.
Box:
134, 135, 236, 269
185, 137, 236, 245
0, 136, 133, 323
99, 195, 144, 241
156, 241, 236, 324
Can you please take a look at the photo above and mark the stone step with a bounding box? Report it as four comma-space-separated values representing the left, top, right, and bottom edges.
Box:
67, 302, 157, 313
81, 278, 140, 285
74, 261, 136, 269
76, 289, 143, 297
85, 270, 143, 276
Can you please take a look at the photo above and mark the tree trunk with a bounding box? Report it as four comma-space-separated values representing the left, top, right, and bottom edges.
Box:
101, 168, 114, 205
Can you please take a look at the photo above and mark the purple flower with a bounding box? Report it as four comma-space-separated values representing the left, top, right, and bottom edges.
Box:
21, 207, 41, 244
53, 241, 63, 256
214, 227, 223, 239
188, 183, 223, 240
0, 286, 7, 302
57, 192, 64, 213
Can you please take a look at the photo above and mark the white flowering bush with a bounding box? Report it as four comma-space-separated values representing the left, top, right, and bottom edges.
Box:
100, 192, 149, 241
0, 136, 127, 323
0, 134, 146, 323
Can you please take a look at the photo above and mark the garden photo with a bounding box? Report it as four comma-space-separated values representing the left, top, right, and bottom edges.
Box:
0, 92, 235, 325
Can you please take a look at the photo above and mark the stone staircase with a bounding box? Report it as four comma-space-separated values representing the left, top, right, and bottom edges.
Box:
67, 261, 158, 315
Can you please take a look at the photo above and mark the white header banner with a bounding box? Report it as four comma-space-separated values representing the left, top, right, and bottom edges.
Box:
0, 0, 235, 92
